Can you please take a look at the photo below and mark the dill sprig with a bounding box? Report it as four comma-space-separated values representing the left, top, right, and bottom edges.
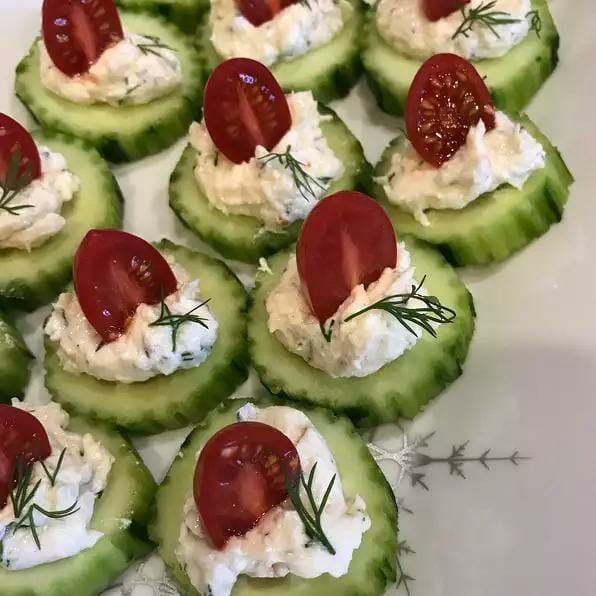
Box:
136, 35, 175, 58
149, 288, 210, 352
0, 147, 34, 216
285, 463, 336, 555
452, 1, 520, 40
320, 320, 334, 344
526, 9, 542, 38
258, 145, 327, 202
39, 448, 66, 488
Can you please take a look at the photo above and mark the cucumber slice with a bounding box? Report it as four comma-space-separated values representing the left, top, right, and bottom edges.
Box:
44, 240, 249, 435
0, 131, 123, 311
1, 415, 156, 596
149, 400, 398, 596
248, 237, 475, 425
15, 12, 203, 163
169, 107, 370, 263
116, 0, 208, 34
0, 313, 33, 402
198, 2, 364, 104
371, 116, 573, 266
362, 0, 559, 117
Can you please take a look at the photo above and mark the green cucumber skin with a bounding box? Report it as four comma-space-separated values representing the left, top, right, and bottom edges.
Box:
149, 399, 398, 596
248, 238, 475, 426
44, 240, 249, 435
371, 115, 574, 267
0, 313, 33, 402
0, 131, 123, 312
198, 2, 364, 104
15, 12, 203, 163
0, 417, 156, 596
116, 0, 209, 34
169, 107, 371, 263
362, 0, 559, 117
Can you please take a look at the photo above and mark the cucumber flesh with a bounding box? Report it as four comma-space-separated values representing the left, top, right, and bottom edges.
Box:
149, 400, 398, 596
362, 0, 559, 117
169, 108, 370, 263
116, 0, 209, 34
248, 237, 475, 426
372, 115, 573, 266
15, 12, 203, 163
44, 240, 249, 435
1, 416, 156, 596
198, 2, 364, 104
0, 313, 33, 402
0, 131, 122, 311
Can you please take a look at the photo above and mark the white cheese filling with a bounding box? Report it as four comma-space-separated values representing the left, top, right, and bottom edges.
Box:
190, 91, 343, 230
379, 112, 546, 226
210, 0, 347, 66
0, 401, 114, 571
0, 144, 79, 251
376, 0, 531, 60
267, 243, 423, 378
44, 259, 218, 383
176, 403, 370, 596
39, 30, 182, 106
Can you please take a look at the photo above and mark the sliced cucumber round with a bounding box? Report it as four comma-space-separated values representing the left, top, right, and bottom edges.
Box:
0, 131, 122, 311
149, 399, 398, 596
169, 107, 370, 263
44, 240, 249, 435
0, 313, 33, 403
248, 237, 475, 426
1, 415, 156, 596
198, 2, 364, 104
371, 116, 573, 266
116, 0, 208, 34
362, 0, 559, 117
15, 12, 203, 163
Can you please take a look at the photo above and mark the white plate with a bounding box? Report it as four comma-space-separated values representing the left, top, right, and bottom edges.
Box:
1, 1, 594, 594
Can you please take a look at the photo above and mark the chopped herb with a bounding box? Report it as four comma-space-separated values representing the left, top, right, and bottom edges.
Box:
136, 35, 175, 58
13, 501, 79, 550
0, 147, 34, 216
213, 151, 219, 166
452, 1, 520, 40
526, 9, 542, 38
320, 320, 334, 343
39, 448, 66, 488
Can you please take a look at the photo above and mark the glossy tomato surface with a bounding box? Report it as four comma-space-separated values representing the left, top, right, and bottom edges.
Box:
0, 113, 41, 186
237, 0, 297, 26
422, 0, 470, 21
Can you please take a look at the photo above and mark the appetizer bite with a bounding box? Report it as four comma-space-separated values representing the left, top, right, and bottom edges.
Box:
248, 191, 475, 425
170, 58, 369, 263
199, 0, 363, 102
0, 114, 122, 310
371, 54, 573, 266
44, 230, 248, 434
150, 400, 397, 595
363, 0, 560, 116
0, 312, 32, 402
15, 0, 203, 163
0, 401, 155, 595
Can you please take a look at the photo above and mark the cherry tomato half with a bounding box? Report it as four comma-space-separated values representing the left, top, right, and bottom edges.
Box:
297, 191, 398, 323
0, 114, 41, 187
422, 0, 470, 21
203, 58, 292, 164
194, 421, 301, 549
237, 0, 297, 26
73, 230, 177, 343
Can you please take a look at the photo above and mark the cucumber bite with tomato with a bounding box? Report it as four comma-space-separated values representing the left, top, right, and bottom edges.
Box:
248, 191, 475, 425
371, 54, 573, 266
0, 114, 122, 310
44, 230, 248, 434
15, 0, 203, 163
170, 58, 369, 263
363, 0, 560, 116
0, 401, 155, 596
198, 0, 363, 102
150, 400, 397, 595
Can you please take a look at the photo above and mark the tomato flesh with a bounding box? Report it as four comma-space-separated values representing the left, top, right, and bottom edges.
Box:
42, 0, 124, 77
203, 58, 292, 164
73, 230, 177, 343
194, 421, 301, 549
405, 53, 496, 167
0, 114, 41, 187
297, 191, 398, 323
0, 405, 52, 509
422, 0, 470, 21
237, 0, 297, 26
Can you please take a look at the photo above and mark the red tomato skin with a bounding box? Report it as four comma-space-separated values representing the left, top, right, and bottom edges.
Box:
0, 405, 52, 509
422, 0, 470, 21
405, 53, 496, 167
237, 0, 296, 26
42, 0, 124, 77
203, 58, 292, 164
0, 114, 41, 185
194, 421, 301, 549
297, 191, 398, 323
73, 229, 178, 343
